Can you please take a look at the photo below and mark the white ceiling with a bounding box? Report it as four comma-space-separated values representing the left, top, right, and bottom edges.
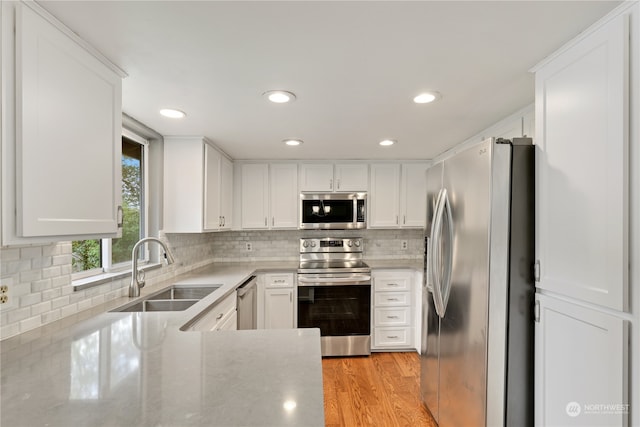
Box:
40, 0, 621, 160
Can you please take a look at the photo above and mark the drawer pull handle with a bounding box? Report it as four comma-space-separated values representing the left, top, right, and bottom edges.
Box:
387, 335, 399, 339
216, 313, 224, 320
387, 316, 399, 319
388, 298, 399, 301
387, 283, 399, 286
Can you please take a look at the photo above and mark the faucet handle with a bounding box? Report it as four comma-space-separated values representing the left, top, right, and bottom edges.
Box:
137, 269, 146, 288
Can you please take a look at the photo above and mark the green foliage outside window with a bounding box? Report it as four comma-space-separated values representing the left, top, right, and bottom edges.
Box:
72, 240, 100, 272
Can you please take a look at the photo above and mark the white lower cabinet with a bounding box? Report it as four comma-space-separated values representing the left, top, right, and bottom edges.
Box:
258, 273, 296, 329
371, 269, 414, 351
186, 292, 237, 331
535, 293, 628, 426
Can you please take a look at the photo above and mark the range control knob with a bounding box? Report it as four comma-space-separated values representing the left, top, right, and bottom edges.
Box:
347, 240, 353, 247
310, 241, 317, 247
302, 241, 309, 248
354, 240, 361, 247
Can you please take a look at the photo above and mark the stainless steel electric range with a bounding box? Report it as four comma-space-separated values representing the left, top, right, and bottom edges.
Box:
297, 237, 371, 357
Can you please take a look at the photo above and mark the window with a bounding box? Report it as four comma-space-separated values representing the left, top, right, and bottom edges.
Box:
72, 131, 148, 276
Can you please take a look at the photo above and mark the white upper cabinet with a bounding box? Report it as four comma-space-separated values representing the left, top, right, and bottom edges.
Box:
1, 2, 124, 244
241, 163, 298, 229
241, 164, 269, 229
534, 12, 629, 311
163, 137, 233, 232
204, 144, 233, 230
369, 163, 401, 227
400, 163, 429, 228
299, 163, 368, 192
269, 164, 298, 229
370, 163, 428, 228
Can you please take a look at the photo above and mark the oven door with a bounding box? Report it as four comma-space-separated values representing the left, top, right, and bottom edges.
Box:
297, 274, 371, 337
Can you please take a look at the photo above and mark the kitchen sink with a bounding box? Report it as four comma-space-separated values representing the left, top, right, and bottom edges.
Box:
115, 299, 199, 312
147, 285, 221, 300
110, 284, 222, 312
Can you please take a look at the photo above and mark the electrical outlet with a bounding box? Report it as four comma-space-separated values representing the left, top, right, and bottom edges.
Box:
400, 240, 408, 250
246, 242, 253, 252
0, 283, 10, 307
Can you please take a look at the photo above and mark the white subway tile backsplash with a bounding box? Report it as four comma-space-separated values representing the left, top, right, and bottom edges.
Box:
0, 228, 423, 340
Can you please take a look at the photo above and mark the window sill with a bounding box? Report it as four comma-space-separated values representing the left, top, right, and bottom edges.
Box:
72, 263, 163, 291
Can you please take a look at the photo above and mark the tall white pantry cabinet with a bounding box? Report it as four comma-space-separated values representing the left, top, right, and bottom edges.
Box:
532, 2, 639, 426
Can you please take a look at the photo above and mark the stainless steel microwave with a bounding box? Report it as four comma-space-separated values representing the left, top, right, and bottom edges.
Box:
299, 193, 366, 230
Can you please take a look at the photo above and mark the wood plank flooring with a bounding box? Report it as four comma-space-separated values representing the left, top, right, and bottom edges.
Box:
322, 352, 437, 427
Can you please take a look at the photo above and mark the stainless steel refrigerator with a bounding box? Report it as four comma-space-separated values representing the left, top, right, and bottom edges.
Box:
420, 137, 535, 427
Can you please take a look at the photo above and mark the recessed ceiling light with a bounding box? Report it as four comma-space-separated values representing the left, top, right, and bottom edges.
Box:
263, 90, 296, 103
160, 108, 186, 118
283, 139, 303, 146
413, 92, 441, 104
379, 139, 396, 146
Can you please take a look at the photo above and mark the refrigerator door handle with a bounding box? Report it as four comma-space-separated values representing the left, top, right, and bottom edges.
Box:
440, 190, 454, 313
430, 188, 447, 318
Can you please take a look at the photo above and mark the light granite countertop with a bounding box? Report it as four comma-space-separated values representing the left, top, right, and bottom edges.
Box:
1, 261, 323, 427
1, 259, 422, 427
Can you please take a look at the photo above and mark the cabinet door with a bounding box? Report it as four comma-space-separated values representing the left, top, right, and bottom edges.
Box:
204, 144, 221, 231
270, 164, 298, 228
299, 163, 334, 191
163, 138, 205, 233
219, 155, 233, 229
241, 164, 269, 229
16, 4, 122, 237
369, 164, 400, 228
264, 288, 294, 329
217, 310, 237, 331
335, 163, 368, 191
535, 294, 628, 426
535, 14, 629, 311
400, 163, 428, 228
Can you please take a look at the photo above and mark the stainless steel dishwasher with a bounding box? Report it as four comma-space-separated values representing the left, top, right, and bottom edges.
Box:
236, 276, 257, 330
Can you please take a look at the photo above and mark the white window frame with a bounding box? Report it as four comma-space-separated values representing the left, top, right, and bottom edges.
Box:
71, 129, 149, 280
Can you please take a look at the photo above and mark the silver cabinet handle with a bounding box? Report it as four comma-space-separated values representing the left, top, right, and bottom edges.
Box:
264, 217, 267, 226
337, 179, 341, 189
329, 179, 333, 190
387, 315, 399, 319
387, 335, 399, 339
216, 313, 224, 320
387, 283, 399, 287
396, 215, 399, 224
403, 215, 406, 225
272, 217, 275, 227
387, 298, 399, 301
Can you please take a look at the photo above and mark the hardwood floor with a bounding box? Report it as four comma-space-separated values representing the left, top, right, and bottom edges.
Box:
322, 352, 437, 427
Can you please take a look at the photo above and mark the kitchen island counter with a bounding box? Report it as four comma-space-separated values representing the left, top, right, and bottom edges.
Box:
1, 261, 323, 427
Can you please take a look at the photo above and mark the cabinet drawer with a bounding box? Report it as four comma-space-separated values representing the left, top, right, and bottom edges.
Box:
374, 291, 410, 307
373, 327, 412, 347
264, 273, 294, 288
374, 307, 411, 326
190, 292, 236, 331
374, 275, 411, 291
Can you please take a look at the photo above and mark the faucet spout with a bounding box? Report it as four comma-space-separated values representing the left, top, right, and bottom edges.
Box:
129, 237, 175, 298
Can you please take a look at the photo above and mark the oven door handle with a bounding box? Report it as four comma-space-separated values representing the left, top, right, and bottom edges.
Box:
297, 275, 371, 286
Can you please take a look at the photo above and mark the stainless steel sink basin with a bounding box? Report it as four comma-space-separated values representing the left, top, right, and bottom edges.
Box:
148, 285, 220, 300
110, 284, 222, 312
116, 299, 199, 312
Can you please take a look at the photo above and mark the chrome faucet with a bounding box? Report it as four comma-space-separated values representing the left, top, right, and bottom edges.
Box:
129, 237, 175, 297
